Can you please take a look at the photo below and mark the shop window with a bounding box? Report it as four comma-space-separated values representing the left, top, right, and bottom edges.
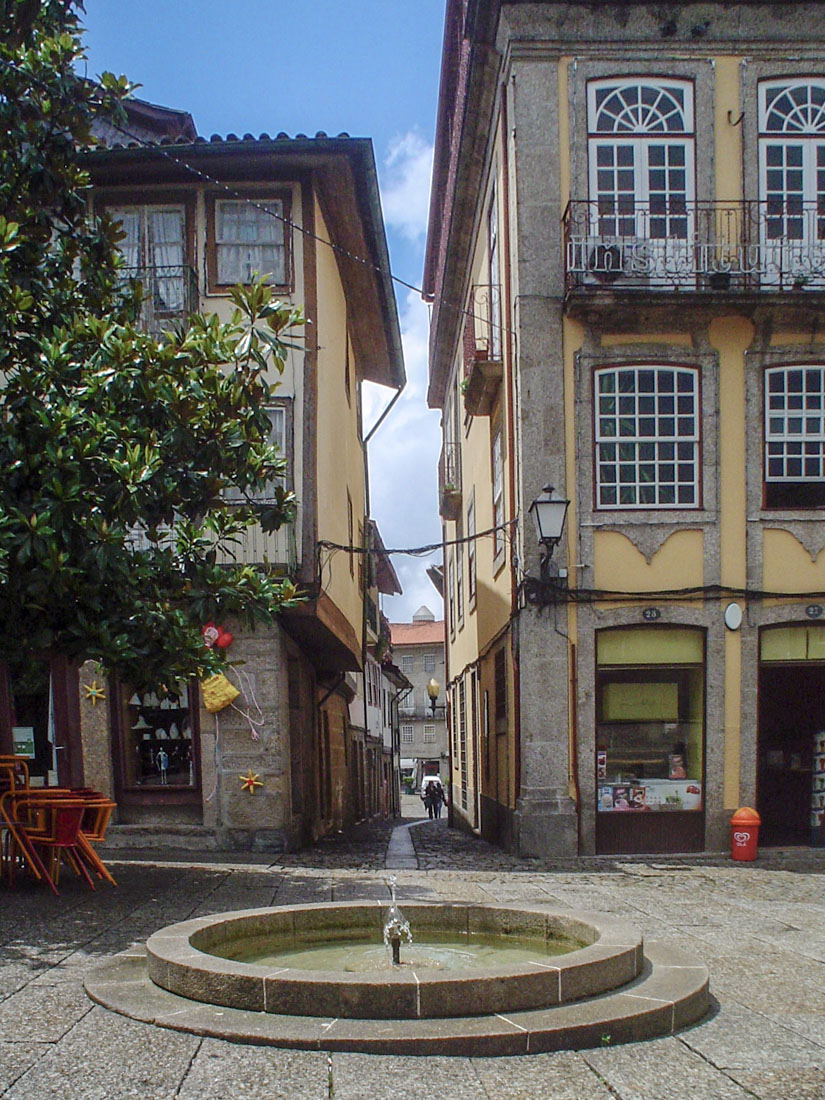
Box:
596, 628, 704, 815
765, 366, 825, 507
595, 365, 700, 508
119, 683, 195, 788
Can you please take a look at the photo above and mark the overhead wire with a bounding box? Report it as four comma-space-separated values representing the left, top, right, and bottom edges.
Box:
0, 54, 518, 347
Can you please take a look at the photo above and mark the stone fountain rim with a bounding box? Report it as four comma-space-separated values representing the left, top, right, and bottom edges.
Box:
144, 901, 645, 1020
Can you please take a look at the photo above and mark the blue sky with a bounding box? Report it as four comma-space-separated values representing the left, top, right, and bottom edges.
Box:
81, 0, 446, 623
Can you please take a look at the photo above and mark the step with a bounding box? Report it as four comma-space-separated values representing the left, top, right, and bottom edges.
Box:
101, 824, 218, 852
85, 940, 709, 1056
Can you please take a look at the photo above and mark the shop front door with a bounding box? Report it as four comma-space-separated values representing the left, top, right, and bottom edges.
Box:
758, 662, 825, 845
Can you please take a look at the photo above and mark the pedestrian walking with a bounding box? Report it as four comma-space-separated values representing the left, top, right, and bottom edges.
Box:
432, 779, 445, 819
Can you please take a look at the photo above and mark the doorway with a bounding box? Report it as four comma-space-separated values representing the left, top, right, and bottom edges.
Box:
758, 662, 825, 845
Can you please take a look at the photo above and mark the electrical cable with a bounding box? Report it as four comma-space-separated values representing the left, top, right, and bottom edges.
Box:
317, 517, 516, 559
0, 54, 518, 345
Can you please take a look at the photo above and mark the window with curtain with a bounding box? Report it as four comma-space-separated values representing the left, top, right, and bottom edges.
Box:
107, 205, 186, 312
214, 199, 287, 286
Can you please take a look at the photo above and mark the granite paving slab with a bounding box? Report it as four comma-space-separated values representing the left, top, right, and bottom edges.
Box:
174, 1040, 329, 1100
470, 1049, 615, 1099
583, 1035, 756, 1099
729, 1067, 825, 1099
5, 832, 825, 1097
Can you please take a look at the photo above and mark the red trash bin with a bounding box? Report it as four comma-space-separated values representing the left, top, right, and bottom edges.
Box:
730, 807, 761, 861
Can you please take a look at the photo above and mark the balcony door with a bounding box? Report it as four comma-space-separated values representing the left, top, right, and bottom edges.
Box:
587, 80, 695, 284
108, 204, 187, 314
759, 81, 825, 288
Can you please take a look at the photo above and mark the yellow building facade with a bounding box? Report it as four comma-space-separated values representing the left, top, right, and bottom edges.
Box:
426, 0, 825, 856
6, 98, 408, 852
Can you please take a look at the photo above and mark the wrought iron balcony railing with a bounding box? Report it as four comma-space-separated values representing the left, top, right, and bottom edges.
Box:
564, 200, 825, 294
122, 264, 199, 333
438, 441, 462, 520
463, 284, 503, 367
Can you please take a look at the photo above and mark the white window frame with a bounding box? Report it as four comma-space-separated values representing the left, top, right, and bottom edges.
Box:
423, 725, 437, 743
492, 428, 504, 561
595, 365, 700, 509
759, 81, 825, 285
423, 653, 437, 674
467, 492, 476, 607
400, 654, 415, 674
400, 725, 414, 744
765, 365, 825, 484
587, 79, 695, 281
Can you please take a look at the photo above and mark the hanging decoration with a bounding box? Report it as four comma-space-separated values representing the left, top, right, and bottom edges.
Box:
240, 769, 263, 794
202, 622, 234, 649
83, 681, 106, 706
201, 673, 240, 713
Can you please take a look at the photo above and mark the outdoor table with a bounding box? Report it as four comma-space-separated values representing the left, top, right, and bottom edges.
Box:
1, 786, 117, 893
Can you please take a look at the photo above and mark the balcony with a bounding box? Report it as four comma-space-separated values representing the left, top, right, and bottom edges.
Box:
128, 517, 296, 572
462, 285, 503, 416
438, 441, 462, 521
123, 264, 199, 334
563, 200, 825, 305
398, 705, 447, 721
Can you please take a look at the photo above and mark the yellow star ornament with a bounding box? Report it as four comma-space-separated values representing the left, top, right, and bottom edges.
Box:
83, 681, 106, 706
240, 769, 263, 794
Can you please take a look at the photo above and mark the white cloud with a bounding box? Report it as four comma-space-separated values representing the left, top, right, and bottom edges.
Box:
365, 289, 443, 622
380, 131, 434, 244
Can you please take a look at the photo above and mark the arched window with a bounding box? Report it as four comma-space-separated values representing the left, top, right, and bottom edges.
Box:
595, 365, 700, 509
588, 79, 694, 243
759, 81, 825, 283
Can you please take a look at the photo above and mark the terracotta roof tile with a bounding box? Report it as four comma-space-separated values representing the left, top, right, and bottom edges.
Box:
390, 621, 445, 645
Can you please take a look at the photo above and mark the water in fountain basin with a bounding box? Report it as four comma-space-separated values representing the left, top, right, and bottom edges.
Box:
222, 932, 583, 972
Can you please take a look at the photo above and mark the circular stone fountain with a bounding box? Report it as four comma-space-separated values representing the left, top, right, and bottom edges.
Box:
85, 897, 709, 1055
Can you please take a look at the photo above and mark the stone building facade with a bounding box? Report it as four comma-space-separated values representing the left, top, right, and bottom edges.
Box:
425, 0, 825, 856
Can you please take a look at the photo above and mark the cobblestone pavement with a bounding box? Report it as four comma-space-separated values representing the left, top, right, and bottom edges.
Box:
3, 816, 825, 1099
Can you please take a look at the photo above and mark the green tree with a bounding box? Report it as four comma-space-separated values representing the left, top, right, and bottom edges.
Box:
0, 0, 303, 687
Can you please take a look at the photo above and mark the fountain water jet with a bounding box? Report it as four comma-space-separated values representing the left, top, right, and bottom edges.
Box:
382, 876, 412, 966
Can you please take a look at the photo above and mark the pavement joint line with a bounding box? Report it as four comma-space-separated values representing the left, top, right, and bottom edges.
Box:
495, 1012, 528, 1032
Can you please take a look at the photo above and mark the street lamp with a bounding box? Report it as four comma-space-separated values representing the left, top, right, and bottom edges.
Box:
528, 484, 569, 579
426, 678, 440, 715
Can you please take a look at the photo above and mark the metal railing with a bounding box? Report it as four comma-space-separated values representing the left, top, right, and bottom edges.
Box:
438, 441, 462, 497
463, 284, 503, 370
122, 264, 199, 333
563, 200, 825, 293
128, 516, 296, 571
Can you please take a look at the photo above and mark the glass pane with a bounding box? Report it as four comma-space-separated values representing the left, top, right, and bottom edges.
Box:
595, 660, 704, 814
120, 684, 195, 788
